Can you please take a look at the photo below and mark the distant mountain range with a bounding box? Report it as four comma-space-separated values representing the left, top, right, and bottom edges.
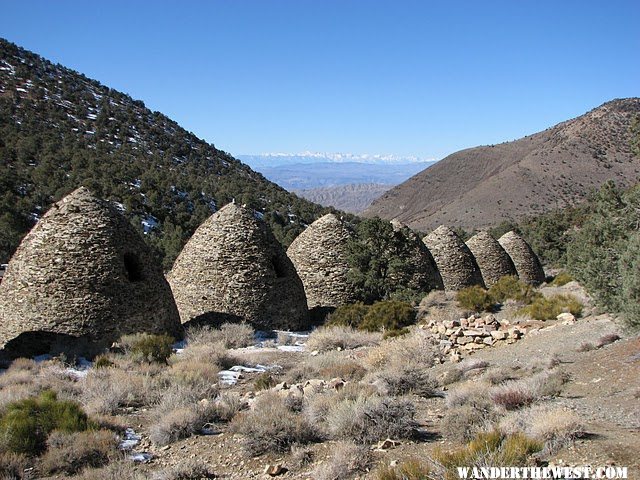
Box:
364, 98, 640, 232
237, 152, 433, 168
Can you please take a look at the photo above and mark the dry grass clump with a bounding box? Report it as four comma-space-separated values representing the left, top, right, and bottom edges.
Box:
211, 392, 245, 422
254, 372, 277, 391
577, 342, 595, 352
365, 329, 437, 370
550, 272, 573, 286
456, 286, 496, 312
186, 323, 254, 349
306, 384, 417, 444
481, 367, 519, 385
290, 444, 314, 470
0, 384, 40, 413
80, 368, 155, 415
491, 369, 568, 410
286, 351, 366, 383
366, 358, 439, 397
0, 452, 30, 480
375, 459, 433, 480
149, 404, 213, 446
458, 359, 490, 374
311, 441, 371, 480
151, 460, 216, 480
442, 382, 497, 442
171, 341, 236, 370
488, 275, 540, 304
597, 333, 621, 348
500, 405, 585, 454
230, 392, 316, 456
306, 325, 381, 352
119, 333, 174, 364
434, 431, 543, 478
446, 382, 492, 409
40, 430, 118, 475
527, 354, 561, 373
168, 359, 219, 388
439, 366, 464, 386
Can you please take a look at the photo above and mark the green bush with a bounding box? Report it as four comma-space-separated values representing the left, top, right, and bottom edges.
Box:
326, 303, 370, 328
619, 233, 640, 329
0, 391, 92, 455
549, 272, 573, 287
518, 294, 583, 320
120, 333, 174, 363
359, 301, 416, 333
93, 355, 114, 369
456, 286, 495, 312
375, 459, 432, 480
488, 276, 541, 304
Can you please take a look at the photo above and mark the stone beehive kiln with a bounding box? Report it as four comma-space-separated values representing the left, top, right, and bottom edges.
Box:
168, 203, 309, 330
286, 213, 358, 310
498, 231, 546, 286
0, 187, 182, 357
465, 230, 518, 287
423, 225, 485, 291
390, 220, 444, 292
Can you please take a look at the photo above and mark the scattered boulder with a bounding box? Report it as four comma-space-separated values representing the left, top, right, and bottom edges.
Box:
286, 213, 358, 310
0, 187, 182, 358
168, 203, 309, 331
498, 231, 546, 286
466, 230, 517, 287
423, 226, 485, 291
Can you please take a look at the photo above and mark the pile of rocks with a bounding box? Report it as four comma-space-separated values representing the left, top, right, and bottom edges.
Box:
425, 314, 527, 360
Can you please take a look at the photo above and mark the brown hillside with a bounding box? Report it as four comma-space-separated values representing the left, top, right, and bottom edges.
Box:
364, 98, 640, 231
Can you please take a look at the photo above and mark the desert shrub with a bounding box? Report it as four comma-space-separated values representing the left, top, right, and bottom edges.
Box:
526, 354, 561, 373
577, 342, 595, 352
441, 404, 495, 443
366, 329, 437, 369
290, 443, 314, 470
326, 302, 370, 328
80, 368, 154, 415
211, 392, 244, 422
311, 441, 371, 480
0, 361, 39, 390
0, 452, 30, 480
168, 359, 219, 387
597, 333, 621, 347
456, 286, 495, 312
435, 431, 543, 478
186, 323, 253, 349
0, 391, 92, 455
518, 294, 583, 320
446, 382, 493, 409
151, 380, 218, 419
230, 392, 316, 456
149, 405, 212, 446
120, 333, 174, 363
491, 369, 568, 410
41, 430, 118, 474
74, 460, 146, 480
319, 393, 417, 444
360, 301, 417, 333
491, 386, 534, 410
481, 367, 518, 385
286, 351, 366, 383
375, 459, 432, 480
93, 355, 115, 369
151, 460, 216, 480
440, 366, 464, 385
306, 325, 381, 352
458, 359, 490, 374
171, 341, 236, 370
488, 276, 540, 304
550, 272, 573, 286
367, 359, 438, 397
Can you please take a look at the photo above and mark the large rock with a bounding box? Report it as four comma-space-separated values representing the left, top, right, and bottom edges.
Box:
498, 231, 545, 286
0, 187, 182, 358
466, 230, 518, 287
168, 203, 309, 330
287, 214, 358, 310
423, 226, 484, 291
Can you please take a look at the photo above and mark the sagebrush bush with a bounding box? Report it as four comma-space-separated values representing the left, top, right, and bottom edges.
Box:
306, 325, 381, 352
456, 286, 495, 312
365, 329, 437, 369
311, 441, 371, 480
151, 460, 216, 480
230, 393, 316, 456
286, 351, 367, 383
326, 302, 370, 328
74, 460, 146, 480
359, 300, 417, 332
186, 323, 254, 349
149, 405, 212, 446
0, 391, 92, 455
441, 404, 495, 443
80, 368, 154, 415
367, 359, 438, 397
509, 406, 585, 453
120, 333, 174, 363
518, 294, 583, 320
0, 452, 30, 480
41, 430, 118, 474
490, 369, 568, 410
93, 355, 115, 369
488, 276, 541, 304
253, 372, 276, 391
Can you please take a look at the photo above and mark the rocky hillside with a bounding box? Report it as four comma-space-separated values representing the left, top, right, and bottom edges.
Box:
295, 183, 392, 213
0, 39, 326, 267
364, 99, 640, 231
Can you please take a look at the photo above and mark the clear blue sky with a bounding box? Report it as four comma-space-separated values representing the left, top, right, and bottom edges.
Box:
2, 0, 639, 159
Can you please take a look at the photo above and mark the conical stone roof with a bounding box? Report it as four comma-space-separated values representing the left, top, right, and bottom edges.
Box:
167, 203, 309, 330
423, 225, 485, 291
390, 220, 444, 292
498, 231, 545, 286
466, 231, 518, 287
286, 213, 357, 310
0, 187, 182, 358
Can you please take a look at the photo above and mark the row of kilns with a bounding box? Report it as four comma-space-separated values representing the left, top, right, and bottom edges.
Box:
0, 187, 544, 358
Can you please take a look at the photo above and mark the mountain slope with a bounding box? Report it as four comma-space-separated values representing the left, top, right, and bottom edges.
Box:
0, 38, 326, 267
295, 183, 392, 213
364, 99, 640, 231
